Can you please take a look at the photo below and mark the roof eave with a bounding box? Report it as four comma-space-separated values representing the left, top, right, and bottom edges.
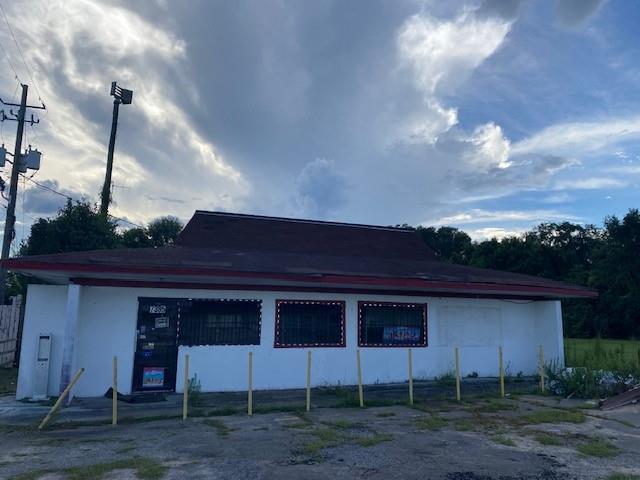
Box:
2, 259, 598, 300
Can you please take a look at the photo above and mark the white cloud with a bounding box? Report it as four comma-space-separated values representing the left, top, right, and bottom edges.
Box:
398, 11, 512, 96
469, 122, 511, 169
553, 177, 628, 190
0, 0, 249, 228
427, 208, 582, 226
467, 227, 525, 241
394, 8, 512, 145
511, 117, 640, 156
542, 192, 573, 204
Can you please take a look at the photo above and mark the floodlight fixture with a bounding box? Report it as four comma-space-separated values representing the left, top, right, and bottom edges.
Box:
110, 81, 133, 105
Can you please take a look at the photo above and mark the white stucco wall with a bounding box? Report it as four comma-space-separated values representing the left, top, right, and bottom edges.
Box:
16, 284, 566, 398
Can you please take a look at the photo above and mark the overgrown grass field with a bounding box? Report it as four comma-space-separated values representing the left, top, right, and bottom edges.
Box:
565, 338, 640, 370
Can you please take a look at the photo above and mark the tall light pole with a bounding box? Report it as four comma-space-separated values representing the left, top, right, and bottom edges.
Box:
99, 81, 133, 217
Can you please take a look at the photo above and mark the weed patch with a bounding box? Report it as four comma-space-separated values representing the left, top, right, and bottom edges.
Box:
473, 398, 518, 413
285, 412, 313, 429
202, 418, 232, 438
576, 439, 620, 458
356, 433, 393, 447
415, 415, 448, 431
13, 457, 167, 480
491, 435, 516, 447
533, 432, 562, 446
322, 419, 359, 430
520, 409, 585, 425
435, 371, 456, 387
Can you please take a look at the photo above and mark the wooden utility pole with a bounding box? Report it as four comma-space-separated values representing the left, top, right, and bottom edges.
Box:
0, 84, 44, 302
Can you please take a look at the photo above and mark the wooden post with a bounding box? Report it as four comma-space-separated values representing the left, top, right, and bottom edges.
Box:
182, 354, 189, 420
248, 351, 253, 416
455, 347, 461, 402
306, 350, 312, 412
498, 346, 505, 399
112, 356, 118, 426
356, 349, 364, 408
538, 345, 545, 393
408, 348, 414, 405
38, 368, 84, 430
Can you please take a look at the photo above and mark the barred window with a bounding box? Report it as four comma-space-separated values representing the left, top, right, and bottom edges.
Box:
275, 300, 345, 348
358, 302, 427, 347
178, 299, 261, 346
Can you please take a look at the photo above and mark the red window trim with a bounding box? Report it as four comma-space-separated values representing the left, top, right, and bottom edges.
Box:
274, 299, 346, 348
358, 301, 428, 348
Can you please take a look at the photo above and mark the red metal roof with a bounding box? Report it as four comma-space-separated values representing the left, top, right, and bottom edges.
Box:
1, 211, 597, 299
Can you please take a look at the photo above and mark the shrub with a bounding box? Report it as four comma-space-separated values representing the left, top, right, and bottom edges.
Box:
188, 374, 203, 407
546, 360, 640, 399
435, 370, 456, 386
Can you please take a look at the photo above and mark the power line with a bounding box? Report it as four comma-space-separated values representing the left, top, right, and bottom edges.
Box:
20, 173, 144, 228
21, 174, 72, 200
0, 81, 19, 145
0, 1, 44, 104
0, 36, 19, 83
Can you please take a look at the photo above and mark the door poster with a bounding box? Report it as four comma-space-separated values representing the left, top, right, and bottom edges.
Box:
142, 367, 165, 387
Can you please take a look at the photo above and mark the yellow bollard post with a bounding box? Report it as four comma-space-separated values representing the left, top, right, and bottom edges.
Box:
306, 350, 312, 412
356, 349, 364, 408
408, 348, 414, 405
455, 347, 461, 402
182, 354, 189, 420
39, 368, 85, 430
112, 356, 118, 426
539, 345, 545, 393
248, 351, 253, 416
498, 346, 505, 399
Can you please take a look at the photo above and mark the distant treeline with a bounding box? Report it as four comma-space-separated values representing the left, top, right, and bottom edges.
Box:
404, 208, 640, 340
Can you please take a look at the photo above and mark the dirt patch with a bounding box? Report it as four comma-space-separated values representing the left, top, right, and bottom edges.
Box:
1, 397, 638, 479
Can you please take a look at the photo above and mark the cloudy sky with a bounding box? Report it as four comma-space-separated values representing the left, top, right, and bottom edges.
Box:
0, 0, 638, 245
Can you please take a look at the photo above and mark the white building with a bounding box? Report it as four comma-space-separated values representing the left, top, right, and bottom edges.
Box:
5, 211, 596, 399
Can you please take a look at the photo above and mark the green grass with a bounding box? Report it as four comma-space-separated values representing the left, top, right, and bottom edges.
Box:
355, 433, 393, 447
322, 419, 358, 429
576, 439, 620, 458
565, 338, 640, 370
533, 432, 563, 446
415, 415, 448, 431
472, 398, 518, 413
13, 457, 167, 480
284, 412, 313, 429
0, 367, 17, 395
491, 435, 516, 447
302, 427, 341, 455
202, 418, 232, 438
520, 409, 585, 425
191, 406, 240, 417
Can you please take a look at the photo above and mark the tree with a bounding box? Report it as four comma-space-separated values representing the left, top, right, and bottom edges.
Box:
147, 216, 183, 247
590, 210, 640, 338
414, 226, 473, 263
19, 200, 119, 256
120, 227, 153, 248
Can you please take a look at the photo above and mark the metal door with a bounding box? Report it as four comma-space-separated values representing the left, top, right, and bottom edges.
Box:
132, 298, 180, 392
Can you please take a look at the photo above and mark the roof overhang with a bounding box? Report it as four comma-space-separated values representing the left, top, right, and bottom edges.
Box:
3, 259, 599, 300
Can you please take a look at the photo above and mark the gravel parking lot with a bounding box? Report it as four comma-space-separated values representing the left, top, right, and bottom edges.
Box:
0, 394, 638, 480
